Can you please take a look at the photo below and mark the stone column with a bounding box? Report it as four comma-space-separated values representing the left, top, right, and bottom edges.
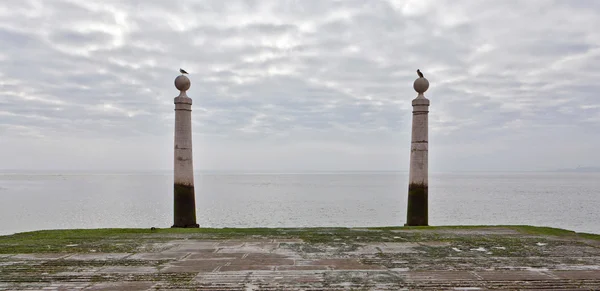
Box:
172, 74, 199, 228
406, 75, 430, 226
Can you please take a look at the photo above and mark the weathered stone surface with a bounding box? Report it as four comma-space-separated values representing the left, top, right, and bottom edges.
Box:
276, 265, 330, 271
11, 253, 70, 260
164, 247, 215, 254
65, 253, 132, 260
99, 266, 158, 274
169, 240, 220, 248
2, 227, 599, 289
127, 252, 189, 260
215, 241, 246, 248
476, 270, 554, 280
552, 270, 600, 279
163, 241, 217, 253
162, 258, 231, 273
244, 253, 288, 259
379, 242, 422, 253
404, 270, 480, 281
228, 257, 295, 266
406, 88, 430, 226
274, 239, 303, 243
172, 75, 198, 228
85, 282, 156, 290
309, 259, 386, 270
17, 282, 90, 290
186, 252, 244, 260
219, 265, 274, 271
195, 270, 327, 285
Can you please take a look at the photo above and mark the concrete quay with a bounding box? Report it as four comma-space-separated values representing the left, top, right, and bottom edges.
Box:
1, 226, 599, 290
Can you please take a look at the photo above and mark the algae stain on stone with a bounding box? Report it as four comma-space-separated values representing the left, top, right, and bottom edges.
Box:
172, 184, 198, 228
406, 183, 428, 226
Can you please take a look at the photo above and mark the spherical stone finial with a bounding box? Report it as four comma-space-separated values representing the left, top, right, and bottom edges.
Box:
175, 75, 191, 92
413, 77, 429, 94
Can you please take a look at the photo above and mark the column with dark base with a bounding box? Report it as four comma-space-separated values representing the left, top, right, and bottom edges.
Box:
406, 73, 430, 226
172, 74, 199, 228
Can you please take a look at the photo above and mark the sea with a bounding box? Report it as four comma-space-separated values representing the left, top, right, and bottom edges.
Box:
1, 171, 599, 236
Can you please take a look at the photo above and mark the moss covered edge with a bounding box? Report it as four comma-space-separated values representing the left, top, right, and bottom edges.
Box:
1, 225, 598, 254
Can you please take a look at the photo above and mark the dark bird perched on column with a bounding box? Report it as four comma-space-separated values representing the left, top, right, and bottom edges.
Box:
417, 69, 424, 78
179, 68, 189, 75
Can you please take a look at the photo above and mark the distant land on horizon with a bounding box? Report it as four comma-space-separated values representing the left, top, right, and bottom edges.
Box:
552, 166, 600, 173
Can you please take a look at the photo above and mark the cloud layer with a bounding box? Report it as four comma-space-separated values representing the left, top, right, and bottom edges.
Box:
1, 0, 599, 171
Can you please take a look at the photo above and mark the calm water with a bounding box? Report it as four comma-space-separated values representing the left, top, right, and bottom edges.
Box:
0, 171, 599, 236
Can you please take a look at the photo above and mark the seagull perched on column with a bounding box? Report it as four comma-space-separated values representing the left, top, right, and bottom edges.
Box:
179, 68, 189, 75
417, 69, 424, 78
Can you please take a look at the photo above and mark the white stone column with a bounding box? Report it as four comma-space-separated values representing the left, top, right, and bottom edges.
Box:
406, 75, 430, 226
172, 74, 199, 228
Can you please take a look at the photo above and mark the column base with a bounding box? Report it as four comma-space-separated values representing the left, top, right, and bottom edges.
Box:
406, 183, 428, 226
171, 224, 200, 228
173, 183, 199, 228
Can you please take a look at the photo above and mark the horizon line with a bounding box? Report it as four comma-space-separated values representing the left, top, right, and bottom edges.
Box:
1, 168, 596, 174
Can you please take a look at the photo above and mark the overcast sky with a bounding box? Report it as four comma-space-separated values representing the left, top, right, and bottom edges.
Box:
1, 0, 599, 172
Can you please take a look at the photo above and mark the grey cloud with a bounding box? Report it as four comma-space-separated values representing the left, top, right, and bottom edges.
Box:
0, 0, 599, 171
48, 29, 115, 48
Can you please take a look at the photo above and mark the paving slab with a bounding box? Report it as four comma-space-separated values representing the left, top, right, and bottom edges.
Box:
161, 259, 231, 272
215, 241, 246, 248
127, 252, 189, 260
83, 282, 155, 290
186, 252, 244, 259
162, 241, 219, 253
168, 240, 221, 247
219, 265, 275, 271
98, 266, 158, 274
276, 265, 330, 271
228, 257, 295, 266
244, 253, 288, 259
195, 270, 327, 285
551, 270, 600, 279
418, 241, 452, 247
65, 253, 132, 260
230, 238, 273, 243
53, 268, 103, 277
404, 270, 481, 281
217, 242, 279, 253
165, 248, 216, 255
308, 258, 387, 270
475, 270, 555, 280
14, 282, 91, 290
273, 239, 303, 243
379, 242, 423, 253
11, 253, 71, 260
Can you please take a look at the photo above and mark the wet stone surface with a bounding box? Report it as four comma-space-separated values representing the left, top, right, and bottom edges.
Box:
0, 227, 599, 290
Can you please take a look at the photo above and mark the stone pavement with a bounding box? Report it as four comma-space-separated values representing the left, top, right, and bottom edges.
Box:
1, 227, 600, 290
